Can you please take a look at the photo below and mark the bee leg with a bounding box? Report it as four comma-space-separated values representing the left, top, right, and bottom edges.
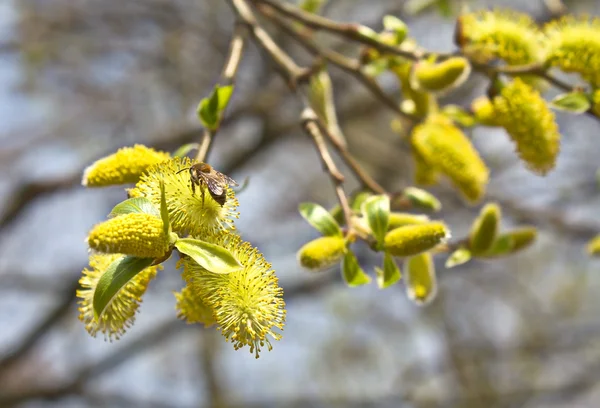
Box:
191, 181, 196, 196
201, 187, 205, 207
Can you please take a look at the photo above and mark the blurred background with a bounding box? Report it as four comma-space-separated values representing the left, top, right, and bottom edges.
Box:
1, 0, 600, 407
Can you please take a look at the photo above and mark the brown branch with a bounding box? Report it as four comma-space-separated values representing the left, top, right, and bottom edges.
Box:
250, 0, 424, 61
228, 0, 309, 86
256, 3, 416, 121
300, 106, 353, 226
196, 23, 248, 163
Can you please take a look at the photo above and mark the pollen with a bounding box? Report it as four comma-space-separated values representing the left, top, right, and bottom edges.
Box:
175, 285, 216, 327
493, 78, 561, 175
411, 114, 489, 203
77, 253, 160, 340
457, 9, 547, 66
129, 157, 239, 238
384, 222, 450, 258
545, 15, 600, 87
87, 213, 170, 259
297, 236, 347, 271
182, 234, 285, 358
405, 252, 437, 305
82, 144, 170, 187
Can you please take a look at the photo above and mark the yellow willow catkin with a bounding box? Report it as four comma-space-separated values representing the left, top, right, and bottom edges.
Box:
174, 285, 216, 327
469, 203, 501, 255
412, 149, 439, 186
87, 213, 170, 258
457, 9, 547, 66
387, 213, 430, 230
545, 16, 600, 88
410, 57, 471, 94
471, 96, 498, 126
297, 236, 346, 271
77, 253, 160, 340
493, 78, 561, 175
411, 114, 489, 203
592, 90, 600, 117
384, 222, 450, 257
586, 235, 600, 256
182, 234, 285, 358
405, 252, 437, 305
82, 144, 170, 187
391, 61, 435, 117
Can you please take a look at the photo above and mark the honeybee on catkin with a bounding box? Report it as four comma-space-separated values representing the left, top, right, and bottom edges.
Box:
177, 162, 238, 206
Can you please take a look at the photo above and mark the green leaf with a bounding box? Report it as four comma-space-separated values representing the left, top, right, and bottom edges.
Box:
382, 15, 408, 44
197, 84, 235, 130
357, 25, 379, 41
442, 105, 476, 127
483, 234, 514, 257
363, 59, 389, 77
342, 251, 371, 287
216, 84, 234, 112
159, 180, 170, 237
404, 0, 438, 15
299, 202, 342, 237
93, 256, 154, 320
299, 0, 326, 14
445, 247, 472, 268
363, 195, 390, 246
402, 187, 442, 212
175, 238, 242, 274
172, 143, 199, 158
550, 91, 591, 114
108, 197, 160, 218
351, 191, 372, 212
377, 252, 401, 289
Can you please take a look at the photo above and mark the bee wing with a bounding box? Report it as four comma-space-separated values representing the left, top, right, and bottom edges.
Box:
214, 170, 238, 187
225, 175, 238, 186
205, 177, 225, 196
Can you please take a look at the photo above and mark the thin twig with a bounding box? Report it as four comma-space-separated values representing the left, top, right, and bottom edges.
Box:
300, 106, 353, 227
256, 3, 417, 121
196, 24, 248, 163
229, 0, 309, 85
228, 0, 357, 229
312, 117, 386, 194
251, 0, 424, 60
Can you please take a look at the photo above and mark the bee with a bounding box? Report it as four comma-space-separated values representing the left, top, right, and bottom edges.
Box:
177, 162, 238, 206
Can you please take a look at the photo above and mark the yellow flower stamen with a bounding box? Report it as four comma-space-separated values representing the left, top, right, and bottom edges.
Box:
129, 157, 239, 237
545, 15, 600, 87
175, 285, 216, 327
182, 234, 285, 358
87, 213, 170, 258
493, 78, 561, 175
77, 253, 160, 340
411, 114, 489, 203
82, 144, 170, 187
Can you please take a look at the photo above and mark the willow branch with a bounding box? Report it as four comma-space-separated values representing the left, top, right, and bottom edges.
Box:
250, 0, 424, 60
196, 23, 248, 163
300, 106, 353, 226
228, 0, 309, 85
228, 0, 356, 228
256, 3, 417, 121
